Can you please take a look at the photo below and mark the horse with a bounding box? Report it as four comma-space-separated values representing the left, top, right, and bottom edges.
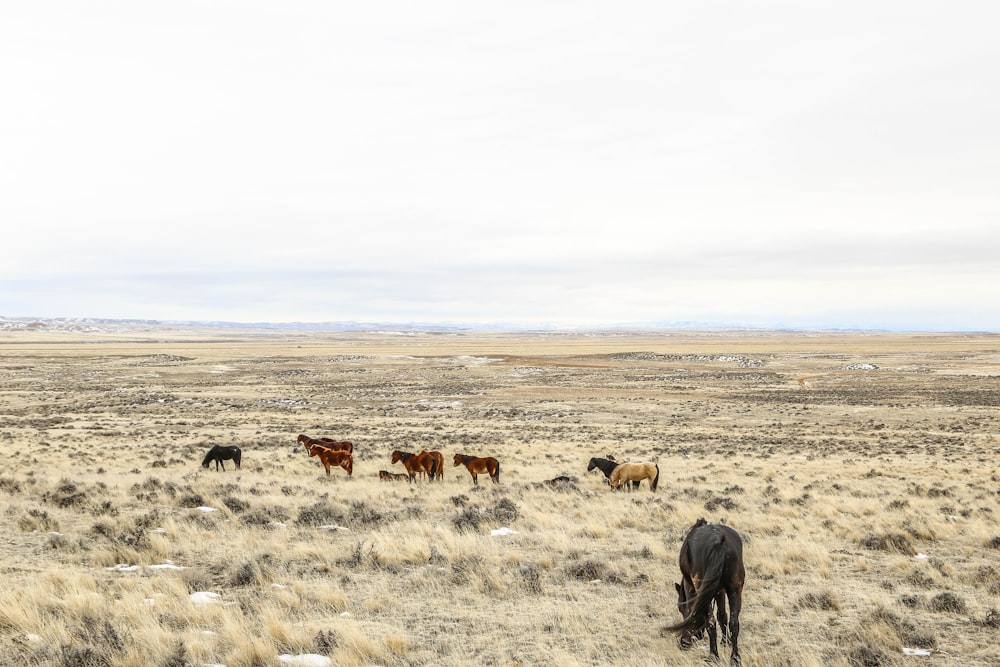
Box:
201, 445, 241, 471
453, 453, 500, 485
665, 518, 745, 665
298, 434, 353, 454
320, 437, 354, 454
379, 470, 410, 482
586, 456, 640, 490
307, 443, 353, 476
391, 450, 436, 481
418, 450, 445, 481
609, 462, 659, 491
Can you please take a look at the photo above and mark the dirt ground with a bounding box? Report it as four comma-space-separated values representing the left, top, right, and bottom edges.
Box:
0, 328, 998, 666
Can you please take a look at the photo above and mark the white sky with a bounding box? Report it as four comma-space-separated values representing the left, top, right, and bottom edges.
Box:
2, 1, 998, 330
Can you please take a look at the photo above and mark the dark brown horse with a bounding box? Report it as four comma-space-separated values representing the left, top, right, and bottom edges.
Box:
307, 444, 353, 477
586, 456, 640, 490
379, 470, 410, 482
320, 437, 354, 453
453, 453, 500, 485
201, 445, 241, 471
391, 450, 436, 481
665, 518, 745, 665
298, 434, 353, 453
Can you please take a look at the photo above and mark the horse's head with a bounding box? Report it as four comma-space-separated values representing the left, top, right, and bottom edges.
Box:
674, 580, 703, 645
342, 454, 353, 476
391, 450, 402, 464
586, 458, 597, 471
453, 453, 464, 467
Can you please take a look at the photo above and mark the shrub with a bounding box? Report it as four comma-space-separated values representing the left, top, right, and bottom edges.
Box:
860, 532, 916, 555
927, 591, 967, 614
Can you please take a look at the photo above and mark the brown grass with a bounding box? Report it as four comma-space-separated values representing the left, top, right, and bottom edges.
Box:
1, 328, 999, 665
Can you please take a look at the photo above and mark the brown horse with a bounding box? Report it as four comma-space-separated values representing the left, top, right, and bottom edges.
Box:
320, 437, 354, 453
453, 453, 500, 485
665, 518, 745, 665
391, 450, 436, 481
418, 450, 445, 481
307, 444, 353, 477
609, 462, 659, 491
298, 434, 353, 453
379, 470, 410, 482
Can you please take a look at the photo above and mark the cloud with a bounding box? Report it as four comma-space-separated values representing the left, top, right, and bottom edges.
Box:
1, 2, 998, 329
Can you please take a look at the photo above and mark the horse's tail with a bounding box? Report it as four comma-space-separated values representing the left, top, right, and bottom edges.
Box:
234, 447, 242, 469
665, 537, 728, 637
650, 464, 659, 491
494, 460, 501, 483
429, 458, 438, 481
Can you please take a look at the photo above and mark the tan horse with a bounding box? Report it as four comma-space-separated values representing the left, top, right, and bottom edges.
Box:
609, 462, 658, 491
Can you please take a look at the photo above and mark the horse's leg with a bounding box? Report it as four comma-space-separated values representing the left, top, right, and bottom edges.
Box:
472, 473, 478, 485
707, 617, 719, 662
727, 589, 742, 666
716, 591, 730, 645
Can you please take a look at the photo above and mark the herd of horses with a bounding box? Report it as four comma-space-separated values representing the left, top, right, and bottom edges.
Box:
199, 439, 744, 664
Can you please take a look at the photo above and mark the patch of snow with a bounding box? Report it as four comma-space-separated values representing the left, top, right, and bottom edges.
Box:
106, 564, 141, 572
196, 506, 217, 513
189, 591, 222, 605
151, 527, 168, 534
490, 527, 519, 537
844, 363, 880, 371
25, 634, 42, 642
903, 647, 932, 657
278, 655, 333, 666
148, 561, 185, 570
320, 524, 350, 532
915, 553, 929, 560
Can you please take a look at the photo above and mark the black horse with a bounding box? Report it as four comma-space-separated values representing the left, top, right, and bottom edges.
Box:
665, 518, 745, 665
201, 445, 242, 471
586, 456, 640, 489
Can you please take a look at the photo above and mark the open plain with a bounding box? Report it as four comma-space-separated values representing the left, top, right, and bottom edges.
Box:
0, 327, 998, 666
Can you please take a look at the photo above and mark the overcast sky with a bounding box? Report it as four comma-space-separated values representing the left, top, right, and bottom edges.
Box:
2, 2, 998, 330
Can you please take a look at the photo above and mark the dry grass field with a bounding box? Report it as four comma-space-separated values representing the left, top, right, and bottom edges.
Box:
1, 327, 999, 667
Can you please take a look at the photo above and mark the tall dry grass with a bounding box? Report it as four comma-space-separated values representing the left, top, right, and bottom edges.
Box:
0, 330, 998, 666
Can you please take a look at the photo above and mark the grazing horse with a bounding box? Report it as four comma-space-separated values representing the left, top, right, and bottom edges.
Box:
307, 444, 353, 476
609, 462, 659, 491
201, 445, 241, 471
391, 450, 436, 481
379, 470, 410, 482
586, 456, 640, 490
665, 518, 745, 665
453, 453, 500, 485
418, 450, 445, 481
